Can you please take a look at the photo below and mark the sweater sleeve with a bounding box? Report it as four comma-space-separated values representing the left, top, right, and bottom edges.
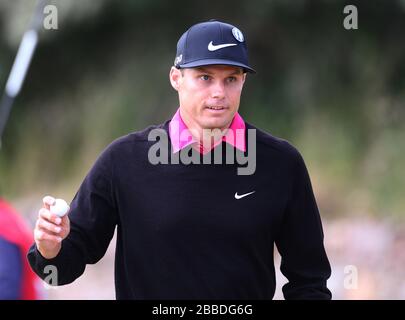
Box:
27, 145, 118, 286
275, 149, 332, 300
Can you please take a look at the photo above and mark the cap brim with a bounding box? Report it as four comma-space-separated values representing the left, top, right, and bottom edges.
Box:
178, 59, 256, 74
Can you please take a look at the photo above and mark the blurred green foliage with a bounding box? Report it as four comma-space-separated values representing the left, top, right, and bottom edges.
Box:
0, 0, 404, 220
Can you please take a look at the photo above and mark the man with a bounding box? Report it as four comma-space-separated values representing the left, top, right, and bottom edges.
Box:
0, 197, 40, 299
28, 20, 332, 299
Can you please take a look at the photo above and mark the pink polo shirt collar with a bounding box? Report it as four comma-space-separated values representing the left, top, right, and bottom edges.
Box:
169, 108, 246, 154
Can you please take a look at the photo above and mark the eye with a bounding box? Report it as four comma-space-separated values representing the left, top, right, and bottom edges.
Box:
200, 75, 211, 81
227, 76, 237, 83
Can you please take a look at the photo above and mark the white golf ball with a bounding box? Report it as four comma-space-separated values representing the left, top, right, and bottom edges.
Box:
50, 198, 69, 217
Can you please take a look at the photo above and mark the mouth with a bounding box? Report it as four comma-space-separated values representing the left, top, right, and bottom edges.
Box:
205, 106, 228, 111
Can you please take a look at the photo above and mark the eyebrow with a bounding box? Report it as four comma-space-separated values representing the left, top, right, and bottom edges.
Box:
195, 67, 243, 75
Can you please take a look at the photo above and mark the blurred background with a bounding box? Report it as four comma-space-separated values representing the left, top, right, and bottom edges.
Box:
0, 0, 404, 299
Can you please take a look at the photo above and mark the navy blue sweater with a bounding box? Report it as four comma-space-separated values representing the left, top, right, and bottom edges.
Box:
28, 120, 331, 299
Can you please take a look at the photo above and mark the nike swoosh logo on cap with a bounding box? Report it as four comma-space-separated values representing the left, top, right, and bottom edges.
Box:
234, 191, 255, 200
208, 41, 237, 51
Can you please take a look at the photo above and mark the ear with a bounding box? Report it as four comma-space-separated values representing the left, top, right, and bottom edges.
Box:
169, 67, 182, 91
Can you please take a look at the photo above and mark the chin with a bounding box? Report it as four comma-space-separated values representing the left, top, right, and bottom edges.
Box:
201, 118, 231, 130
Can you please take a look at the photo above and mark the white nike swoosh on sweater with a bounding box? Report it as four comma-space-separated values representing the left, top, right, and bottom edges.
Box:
208, 41, 237, 51
234, 191, 255, 200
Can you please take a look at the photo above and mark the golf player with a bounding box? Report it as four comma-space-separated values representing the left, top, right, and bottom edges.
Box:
28, 20, 332, 299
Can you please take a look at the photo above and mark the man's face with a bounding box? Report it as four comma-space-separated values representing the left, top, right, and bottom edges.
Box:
170, 65, 246, 131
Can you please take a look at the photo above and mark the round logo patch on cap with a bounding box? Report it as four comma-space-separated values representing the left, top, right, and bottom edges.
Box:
232, 27, 244, 42
174, 54, 182, 66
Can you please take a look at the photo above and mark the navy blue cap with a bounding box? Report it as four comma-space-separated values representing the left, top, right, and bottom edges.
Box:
174, 20, 256, 73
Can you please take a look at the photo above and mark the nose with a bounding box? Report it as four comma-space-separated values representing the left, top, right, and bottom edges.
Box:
210, 80, 225, 99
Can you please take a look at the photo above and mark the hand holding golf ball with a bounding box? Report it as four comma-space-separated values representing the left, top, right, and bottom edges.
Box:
34, 195, 71, 259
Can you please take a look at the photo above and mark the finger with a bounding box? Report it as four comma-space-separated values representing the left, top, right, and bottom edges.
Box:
37, 218, 62, 234
39, 208, 62, 225
42, 195, 56, 210
37, 226, 61, 237
61, 214, 70, 225
34, 228, 62, 243
35, 218, 57, 235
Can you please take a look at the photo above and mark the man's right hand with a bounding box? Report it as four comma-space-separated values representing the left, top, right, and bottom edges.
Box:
34, 195, 70, 259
